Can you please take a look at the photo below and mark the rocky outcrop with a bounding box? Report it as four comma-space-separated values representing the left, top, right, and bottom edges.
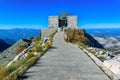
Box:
103, 54, 120, 78
0, 39, 10, 52
0, 39, 32, 64
7, 45, 34, 67
86, 33, 104, 49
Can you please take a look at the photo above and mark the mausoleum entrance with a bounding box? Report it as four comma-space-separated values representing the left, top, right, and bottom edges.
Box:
59, 19, 67, 28
58, 13, 69, 30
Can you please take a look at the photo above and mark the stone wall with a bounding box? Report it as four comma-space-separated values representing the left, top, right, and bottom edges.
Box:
41, 27, 57, 39
41, 16, 58, 39
48, 16, 78, 29
48, 16, 58, 28
67, 16, 78, 28
42, 15, 78, 39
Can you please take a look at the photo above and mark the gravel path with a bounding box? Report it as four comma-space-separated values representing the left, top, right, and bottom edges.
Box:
20, 32, 110, 80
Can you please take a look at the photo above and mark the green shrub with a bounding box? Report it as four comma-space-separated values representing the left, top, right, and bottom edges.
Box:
78, 42, 86, 48
89, 50, 96, 55
7, 59, 27, 73
35, 44, 43, 52
98, 56, 105, 62
26, 52, 34, 59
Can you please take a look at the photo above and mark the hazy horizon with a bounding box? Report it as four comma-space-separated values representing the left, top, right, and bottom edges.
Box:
0, 24, 120, 29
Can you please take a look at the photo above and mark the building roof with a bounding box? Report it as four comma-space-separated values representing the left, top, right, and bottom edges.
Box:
58, 12, 70, 20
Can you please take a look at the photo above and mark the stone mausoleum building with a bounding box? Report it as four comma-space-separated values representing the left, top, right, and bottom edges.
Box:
42, 13, 78, 39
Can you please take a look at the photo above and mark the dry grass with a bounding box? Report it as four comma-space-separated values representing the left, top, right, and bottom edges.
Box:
0, 31, 57, 80
64, 28, 90, 45
16, 46, 26, 54
34, 35, 41, 41
0, 58, 27, 79
89, 50, 96, 55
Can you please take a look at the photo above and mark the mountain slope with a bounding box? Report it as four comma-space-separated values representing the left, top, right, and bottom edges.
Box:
86, 33, 104, 48
0, 39, 10, 52
0, 28, 40, 44
0, 39, 31, 64
86, 28, 120, 54
64, 28, 104, 49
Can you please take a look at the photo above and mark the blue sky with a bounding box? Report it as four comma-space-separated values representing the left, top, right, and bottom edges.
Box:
0, 0, 120, 29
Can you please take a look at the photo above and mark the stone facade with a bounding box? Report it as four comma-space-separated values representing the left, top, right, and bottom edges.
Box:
41, 27, 57, 39
41, 16, 58, 39
67, 16, 78, 28
48, 16, 58, 28
48, 16, 78, 28
41, 13, 78, 39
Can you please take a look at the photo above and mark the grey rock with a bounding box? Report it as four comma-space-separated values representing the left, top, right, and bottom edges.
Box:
0, 39, 31, 64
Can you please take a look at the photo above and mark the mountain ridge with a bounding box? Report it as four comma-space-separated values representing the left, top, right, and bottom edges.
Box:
0, 28, 40, 45
0, 39, 10, 52
0, 39, 32, 64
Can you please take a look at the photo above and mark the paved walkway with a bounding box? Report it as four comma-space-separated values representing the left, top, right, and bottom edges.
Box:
20, 32, 110, 80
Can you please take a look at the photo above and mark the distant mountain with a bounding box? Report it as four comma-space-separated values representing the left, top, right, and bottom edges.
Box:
0, 28, 40, 44
0, 39, 10, 52
86, 28, 120, 37
86, 28, 120, 54
86, 33, 104, 49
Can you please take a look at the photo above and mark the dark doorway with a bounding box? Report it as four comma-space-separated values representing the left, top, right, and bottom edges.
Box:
59, 19, 67, 28
58, 12, 69, 30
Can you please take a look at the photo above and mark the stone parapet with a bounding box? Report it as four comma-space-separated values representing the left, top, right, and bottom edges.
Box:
41, 27, 57, 39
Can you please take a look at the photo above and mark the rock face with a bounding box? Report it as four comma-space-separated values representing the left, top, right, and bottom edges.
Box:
0, 39, 10, 52
86, 33, 104, 49
86, 28, 120, 54
0, 39, 31, 64
103, 54, 120, 77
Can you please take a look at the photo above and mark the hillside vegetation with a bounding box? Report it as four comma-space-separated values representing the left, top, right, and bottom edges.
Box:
0, 39, 31, 64
64, 28, 90, 45
64, 28, 107, 61
64, 28, 104, 49
0, 31, 56, 80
